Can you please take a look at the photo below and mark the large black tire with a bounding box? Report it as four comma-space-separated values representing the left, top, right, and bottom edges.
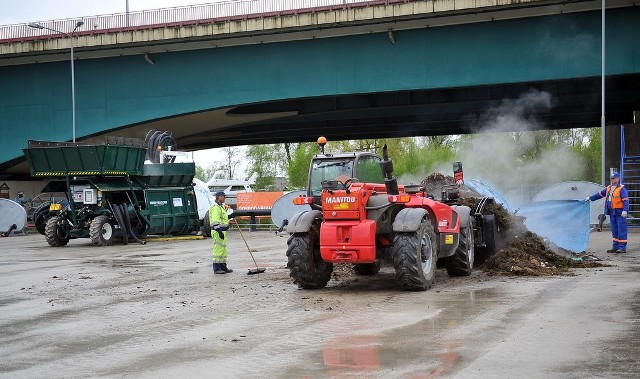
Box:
90, 215, 114, 246
44, 216, 70, 247
286, 229, 333, 289
475, 214, 497, 266
33, 203, 51, 235
392, 218, 437, 291
446, 218, 474, 276
202, 210, 211, 238
352, 260, 382, 275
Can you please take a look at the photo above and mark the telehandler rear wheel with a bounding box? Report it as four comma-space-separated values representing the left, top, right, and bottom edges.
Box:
475, 214, 497, 266
90, 215, 114, 246
392, 218, 437, 291
286, 228, 333, 289
445, 217, 474, 276
44, 216, 70, 247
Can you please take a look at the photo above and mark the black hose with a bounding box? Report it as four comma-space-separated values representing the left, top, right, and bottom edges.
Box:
146, 130, 162, 163
145, 130, 177, 163
112, 203, 128, 245
120, 203, 145, 245
3, 224, 17, 237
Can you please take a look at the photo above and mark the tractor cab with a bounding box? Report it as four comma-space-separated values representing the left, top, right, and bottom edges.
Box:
307, 153, 384, 200
306, 138, 384, 204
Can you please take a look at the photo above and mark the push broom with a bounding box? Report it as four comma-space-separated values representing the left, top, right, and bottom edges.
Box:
232, 220, 266, 275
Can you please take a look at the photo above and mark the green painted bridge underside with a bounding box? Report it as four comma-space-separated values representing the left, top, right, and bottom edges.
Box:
1, 8, 639, 166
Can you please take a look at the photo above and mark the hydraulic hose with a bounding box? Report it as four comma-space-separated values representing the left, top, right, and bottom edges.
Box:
112, 203, 128, 245
145, 130, 177, 163
120, 203, 145, 245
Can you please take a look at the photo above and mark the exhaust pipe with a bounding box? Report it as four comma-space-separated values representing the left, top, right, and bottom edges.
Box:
380, 144, 399, 195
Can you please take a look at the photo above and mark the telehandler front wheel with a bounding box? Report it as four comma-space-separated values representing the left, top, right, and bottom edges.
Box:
90, 215, 114, 246
286, 229, 333, 289
392, 218, 437, 291
44, 216, 70, 247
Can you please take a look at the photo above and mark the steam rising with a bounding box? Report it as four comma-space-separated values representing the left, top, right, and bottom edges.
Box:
454, 89, 585, 207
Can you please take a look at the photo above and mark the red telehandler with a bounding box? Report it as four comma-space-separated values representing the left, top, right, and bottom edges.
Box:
285, 137, 498, 291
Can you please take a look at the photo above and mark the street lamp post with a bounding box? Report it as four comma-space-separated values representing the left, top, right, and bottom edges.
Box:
601, 0, 606, 185
28, 20, 84, 143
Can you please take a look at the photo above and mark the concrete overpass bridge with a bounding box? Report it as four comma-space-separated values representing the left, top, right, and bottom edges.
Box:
1, 0, 639, 179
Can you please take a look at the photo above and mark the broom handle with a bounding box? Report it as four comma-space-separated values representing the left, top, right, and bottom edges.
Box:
233, 221, 259, 267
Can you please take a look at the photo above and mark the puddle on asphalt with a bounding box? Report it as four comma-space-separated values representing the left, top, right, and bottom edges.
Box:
297, 288, 500, 377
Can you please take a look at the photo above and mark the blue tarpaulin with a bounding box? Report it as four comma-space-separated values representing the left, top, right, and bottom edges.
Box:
465, 178, 512, 212
462, 179, 590, 253
516, 200, 591, 253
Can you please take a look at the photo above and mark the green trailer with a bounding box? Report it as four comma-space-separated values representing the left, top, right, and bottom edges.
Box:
23, 138, 201, 247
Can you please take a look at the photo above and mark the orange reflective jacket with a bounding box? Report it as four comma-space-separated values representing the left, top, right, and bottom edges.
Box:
605, 185, 626, 209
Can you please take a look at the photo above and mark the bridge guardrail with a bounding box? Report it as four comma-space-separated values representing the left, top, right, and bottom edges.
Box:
0, 0, 411, 43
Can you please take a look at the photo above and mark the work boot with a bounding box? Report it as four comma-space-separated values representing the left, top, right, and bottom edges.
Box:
221, 263, 233, 273
616, 249, 627, 254
606, 249, 617, 254
213, 263, 226, 274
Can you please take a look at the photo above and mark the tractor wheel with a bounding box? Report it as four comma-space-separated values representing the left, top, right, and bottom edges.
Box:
90, 215, 114, 246
475, 214, 497, 266
392, 218, 437, 291
44, 216, 70, 247
202, 210, 211, 238
33, 203, 51, 235
445, 217, 474, 276
286, 229, 333, 289
352, 260, 382, 275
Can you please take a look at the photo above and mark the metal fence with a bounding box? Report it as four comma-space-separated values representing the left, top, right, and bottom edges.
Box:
1, 0, 410, 42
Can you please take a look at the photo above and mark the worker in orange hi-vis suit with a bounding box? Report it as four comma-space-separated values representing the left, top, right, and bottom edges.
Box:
586, 172, 630, 253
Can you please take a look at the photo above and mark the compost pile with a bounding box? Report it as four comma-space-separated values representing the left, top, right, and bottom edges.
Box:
422, 173, 603, 276
421, 173, 479, 199
483, 231, 571, 276
421, 173, 515, 233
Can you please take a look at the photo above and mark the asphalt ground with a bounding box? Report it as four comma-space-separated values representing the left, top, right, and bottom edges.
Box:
0, 228, 638, 378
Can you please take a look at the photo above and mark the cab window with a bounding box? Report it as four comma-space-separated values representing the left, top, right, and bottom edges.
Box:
356, 155, 383, 183
310, 158, 354, 197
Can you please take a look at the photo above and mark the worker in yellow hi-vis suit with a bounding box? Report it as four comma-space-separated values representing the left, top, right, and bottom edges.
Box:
210, 191, 232, 274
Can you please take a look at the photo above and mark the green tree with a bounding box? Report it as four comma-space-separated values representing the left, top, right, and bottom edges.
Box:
380, 137, 455, 178
221, 146, 241, 179
287, 143, 317, 189
573, 127, 602, 183
195, 164, 218, 182
246, 144, 282, 190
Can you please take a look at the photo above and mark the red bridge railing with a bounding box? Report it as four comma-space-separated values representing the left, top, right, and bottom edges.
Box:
0, 0, 412, 43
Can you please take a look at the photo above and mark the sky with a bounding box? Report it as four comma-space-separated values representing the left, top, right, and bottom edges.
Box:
2, 0, 248, 178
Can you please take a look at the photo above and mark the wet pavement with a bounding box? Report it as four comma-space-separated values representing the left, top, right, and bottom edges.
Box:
0, 229, 639, 378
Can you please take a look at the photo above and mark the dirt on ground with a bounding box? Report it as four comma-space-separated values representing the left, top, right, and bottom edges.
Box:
421, 173, 605, 276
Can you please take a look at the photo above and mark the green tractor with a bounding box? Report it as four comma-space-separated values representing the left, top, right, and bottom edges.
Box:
23, 136, 201, 247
